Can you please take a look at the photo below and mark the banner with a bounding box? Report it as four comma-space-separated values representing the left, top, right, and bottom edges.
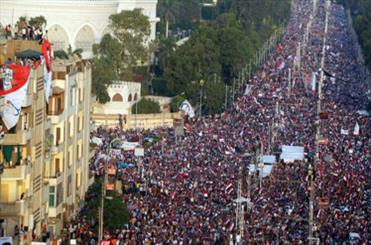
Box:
353, 122, 360, 135
311, 72, 316, 91
121, 141, 139, 151
179, 100, 195, 118
280, 145, 304, 162
42, 39, 53, 103
0, 65, 31, 129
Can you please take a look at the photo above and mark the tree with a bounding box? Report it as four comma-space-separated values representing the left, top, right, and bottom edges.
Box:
85, 180, 129, 232
16, 16, 27, 30
216, 13, 252, 82
109, 9, 151, 80
92, 57, 117, 103
92, 9, 150, 103
29, 16, 47, 29
132, 98, 161, 114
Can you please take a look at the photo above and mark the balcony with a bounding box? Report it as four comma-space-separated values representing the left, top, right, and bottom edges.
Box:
0, 200, 27, 216
46, 172, 63, 186
2, 164, 31, 180
48, 203, 62, 218
45, 118, 52, 130
48, 109, 66, 125
50, 142, 64, 155
3, 128, 32, 145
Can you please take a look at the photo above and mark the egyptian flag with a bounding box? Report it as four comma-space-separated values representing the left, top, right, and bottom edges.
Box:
225, 182, 233, 195
42, 39, 52, 103
318, 137, 329, 145
0, 65, 31, 129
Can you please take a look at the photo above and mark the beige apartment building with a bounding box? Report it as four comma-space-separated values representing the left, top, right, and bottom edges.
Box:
0, 40, 94, 241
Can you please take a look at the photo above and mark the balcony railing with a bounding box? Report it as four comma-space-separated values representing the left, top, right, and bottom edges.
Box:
2, 164, 30, 180
0, 200, 27, 216
3, 127, 32, 145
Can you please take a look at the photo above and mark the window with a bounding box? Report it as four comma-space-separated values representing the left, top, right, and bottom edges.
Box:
67, 175, 72, 197
56, 183, 62, 206
68, 150, 72, 167
128, 94, 132, 102
70, 87, 76, 106
49, 186, 55, 207
134, 93, 138, 101
78, 88, 83, 103
76, 172, 81, 188
55, 158, 60, 176
112, 93, 123, 102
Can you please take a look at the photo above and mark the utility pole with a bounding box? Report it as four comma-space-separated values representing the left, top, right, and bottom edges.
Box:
236, 167, 244, 244
225, 84, 228, 109
199, 80, 204, 119
98, 154, 109, 243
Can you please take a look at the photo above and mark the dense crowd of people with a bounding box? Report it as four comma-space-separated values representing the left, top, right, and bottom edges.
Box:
64, 0, 370, 244
1, 23, 46, 41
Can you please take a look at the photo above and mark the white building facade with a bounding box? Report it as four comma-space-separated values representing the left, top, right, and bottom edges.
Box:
0, 0, 159, 57
93, 80, 141, 116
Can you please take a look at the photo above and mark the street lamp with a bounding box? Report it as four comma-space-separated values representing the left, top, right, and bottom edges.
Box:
199, 79, 204, 119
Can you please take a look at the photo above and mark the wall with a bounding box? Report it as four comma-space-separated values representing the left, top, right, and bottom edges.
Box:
91, 112, 181, 129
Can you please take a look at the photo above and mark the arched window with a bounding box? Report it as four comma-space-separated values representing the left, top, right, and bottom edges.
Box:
134, 93, 138, 101
112, 93, 123, 102
74, 25, 95, 52
128, 94, 132, 102
48, 24, 69, 51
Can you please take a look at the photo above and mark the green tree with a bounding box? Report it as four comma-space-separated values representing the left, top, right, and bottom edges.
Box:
132, 98, 161, 114
85, 180, 129, 231
216, 13, 252, 82
203, 79, 226, 114
16, 16, 27, 30
163, 24, 221, 96
109, 9, 151, 79
92, 9, 150, 103
29, 16, 47, 29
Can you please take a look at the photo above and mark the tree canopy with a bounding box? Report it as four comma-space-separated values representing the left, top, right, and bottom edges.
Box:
132, 98, 161, 114
92, 9, 151, 103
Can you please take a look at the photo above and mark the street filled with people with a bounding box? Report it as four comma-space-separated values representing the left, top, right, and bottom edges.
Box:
65, 0, 370, 244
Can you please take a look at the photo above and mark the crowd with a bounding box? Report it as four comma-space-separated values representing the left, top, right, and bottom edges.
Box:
1, 23, 47, 41
64, 0, 370, 244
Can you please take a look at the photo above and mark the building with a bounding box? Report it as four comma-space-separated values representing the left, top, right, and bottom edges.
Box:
92, 80, 141, 116
0, 0, 159, 58
45, 57, 94, 236
0, 40, 94, 241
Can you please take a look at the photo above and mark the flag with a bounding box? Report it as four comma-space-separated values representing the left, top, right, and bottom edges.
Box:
0, 65, 31, 129
353, 122, 360, 135
43, 57, 52, 103
318, 138, 328, 145
179, 99, 195, 118
225, 182, 233, 194
311, 72, 316, 91
42, 39, 53, 103
340, 129, 349, 135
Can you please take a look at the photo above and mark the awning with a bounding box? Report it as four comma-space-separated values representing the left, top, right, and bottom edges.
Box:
15, 49, 42, 59
2, 145, 13, 163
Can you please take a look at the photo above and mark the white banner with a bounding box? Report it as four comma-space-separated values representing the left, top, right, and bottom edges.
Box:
1, 75, 30, 129
311, 72, 316, 91
280, 145, 304, 162
179, 99, 195, 118
43, 60, 52, 103
121, 141, 140, 151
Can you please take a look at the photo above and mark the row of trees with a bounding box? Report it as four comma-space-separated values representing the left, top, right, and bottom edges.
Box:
153, 0, 291, 114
